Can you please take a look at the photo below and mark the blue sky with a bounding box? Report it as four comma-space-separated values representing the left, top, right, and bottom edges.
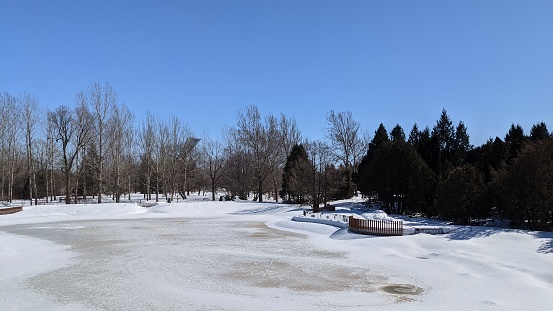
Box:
1, 0, 552, 145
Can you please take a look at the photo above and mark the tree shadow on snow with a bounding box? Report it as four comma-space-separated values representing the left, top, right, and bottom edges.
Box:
536, 231, 553, 254
537, 239, 553, 254
286, 207, 307, 213
231, 204, 284, 215
447, 226, 501, 240
448, 227, 553, 255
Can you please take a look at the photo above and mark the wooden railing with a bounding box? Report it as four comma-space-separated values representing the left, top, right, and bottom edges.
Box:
0, 206, 23, 215
348, 216, 403, 236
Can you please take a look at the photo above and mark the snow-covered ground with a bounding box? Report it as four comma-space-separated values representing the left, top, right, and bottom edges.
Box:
1, 195, 552, 310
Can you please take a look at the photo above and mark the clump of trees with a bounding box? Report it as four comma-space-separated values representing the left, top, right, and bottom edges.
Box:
222, 105, 301, 202
280, 107, 552, 231
351, 109, 552, 230
1, 85, 551, 231
1, 83, 198, 205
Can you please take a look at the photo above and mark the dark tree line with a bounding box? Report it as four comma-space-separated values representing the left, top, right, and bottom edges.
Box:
352, 109, 552, 230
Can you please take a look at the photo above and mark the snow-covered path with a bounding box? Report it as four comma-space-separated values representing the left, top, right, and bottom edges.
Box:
1, 199, 552, 310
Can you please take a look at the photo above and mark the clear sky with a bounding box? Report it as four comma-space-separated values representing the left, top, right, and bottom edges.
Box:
1, 0, 552, 145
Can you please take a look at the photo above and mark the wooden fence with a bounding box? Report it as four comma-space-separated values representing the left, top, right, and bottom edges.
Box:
0, 206, 23, 215
348, 216, 403, 236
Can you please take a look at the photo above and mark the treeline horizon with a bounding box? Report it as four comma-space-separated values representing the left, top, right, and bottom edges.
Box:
1, 82, 552, 231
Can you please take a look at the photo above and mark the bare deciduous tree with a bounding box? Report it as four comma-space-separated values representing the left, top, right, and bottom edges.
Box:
305, 140, 332, 210
233, 106, 300, 202
139, 113, 157, 201
109, 103, 134, 202
222, 127, 253, 200
49, 96, 91, 204
202, 136, 225, 201
1, 92, 22, 202
22, 93, 40, 205
325, 110, 366, 197
88, 82, 117, 203
45, 110, 58, 202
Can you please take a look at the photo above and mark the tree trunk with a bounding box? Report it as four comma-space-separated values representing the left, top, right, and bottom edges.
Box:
28, 175, 33, 205
115, 164, 120, 203
45, 169, 49, 203
33, 170, 38, 205
50, 153, 55, 201
9, 144, 16, 202
27, 138, 33, 205
128, 175, 131, 200
74, 175, 79, 204
273, 177, 278, 202
65, 171, 71, 204
312, 163, 317, 210
182, 168, 187, 199
97, 159, 102, 203
146, 174, 150, 200
1, 164, 5, 201
211, 182, 216, 201
258, 181, 263, 202
155, 165, 159, 202
83, 171, 87, 203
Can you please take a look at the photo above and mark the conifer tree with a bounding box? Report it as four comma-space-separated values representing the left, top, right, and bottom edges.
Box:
499, 139, 553, 230
372, 123, 389, 146
431, 109, 455, 174
505, 124, 525, 162
530, 122, 549, 141
451, 121, 471, 165
362, 141, 435, 215
435, 164, 486, 225
408, 123, 420, 146
280, 144, 312, 203
390, 124, 405, 142
432, 109, 455, 152
473, 137, 508, 184
357, 123, 388, 196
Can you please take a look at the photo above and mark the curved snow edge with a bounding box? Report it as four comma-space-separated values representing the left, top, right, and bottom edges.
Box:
291, 215, 349, 228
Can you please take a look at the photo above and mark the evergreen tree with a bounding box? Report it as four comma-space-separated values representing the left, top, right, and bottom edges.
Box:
498, 139, 553, 230
530, 122, 550, 141
372, 123, 389, 146
361, 141, 435, 215
357, 123, 389, 196
435, 164, 486, 225
408, 123, 420, 146
477, 137, 508, 183
432, 109, 455, 154
390, 124, 406, 142
489, 137, 508, 170
407, 125, 441, 175
280, 144, 313, 203
451, 121, 471, 165
431, 109, 455, 173
424, 128, 441, 175
505, 124, 525, 162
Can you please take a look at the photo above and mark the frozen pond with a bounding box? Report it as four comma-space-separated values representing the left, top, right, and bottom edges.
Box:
2, 200, 552, 310
1, 218, 412, 310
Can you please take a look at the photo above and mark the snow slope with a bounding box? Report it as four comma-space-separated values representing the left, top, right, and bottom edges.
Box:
1, 197, 552, 310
